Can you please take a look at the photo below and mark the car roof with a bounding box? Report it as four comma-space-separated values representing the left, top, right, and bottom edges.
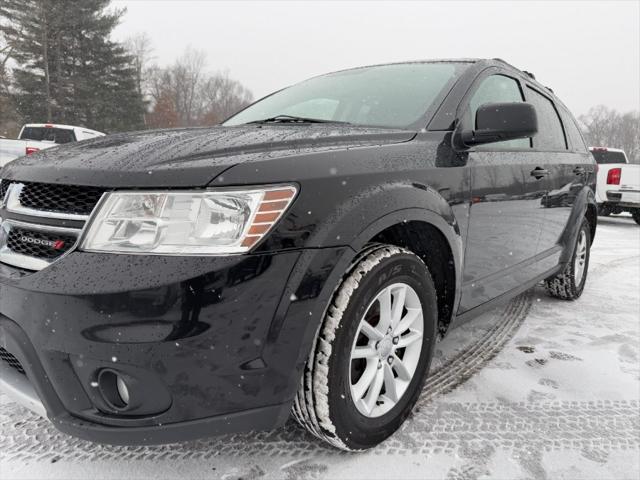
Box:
321, 58, 560, 101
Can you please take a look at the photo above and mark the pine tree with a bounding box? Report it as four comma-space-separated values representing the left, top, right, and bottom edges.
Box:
0, 0, 144, 132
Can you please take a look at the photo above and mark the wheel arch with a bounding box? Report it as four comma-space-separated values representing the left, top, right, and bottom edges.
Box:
559, 186, 598, 263
270, 184, 465, 405
585, 201, 597, 244
349, 208, 463, 336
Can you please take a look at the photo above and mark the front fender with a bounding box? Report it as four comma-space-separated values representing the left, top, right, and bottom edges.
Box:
264, 179, 466, 385
308, 180, 462, 250
304, 181, 464, 311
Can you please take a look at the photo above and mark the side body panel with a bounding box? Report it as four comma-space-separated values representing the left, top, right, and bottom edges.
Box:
459, 150, 546, 313
537, 151, 593, 256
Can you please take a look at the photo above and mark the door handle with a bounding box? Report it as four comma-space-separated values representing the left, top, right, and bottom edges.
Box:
573, 166, 586, 175
530, 167, 550, 179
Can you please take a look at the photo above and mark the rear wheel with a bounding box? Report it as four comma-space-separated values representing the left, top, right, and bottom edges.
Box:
598, 204, 611, 216
292, 245, 437, 450
545, 219, 591, 300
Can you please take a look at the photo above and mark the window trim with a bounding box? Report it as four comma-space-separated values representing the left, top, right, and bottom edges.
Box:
557, 106, 589, 153
453, 67, 533, 153
522, 84, 569, 153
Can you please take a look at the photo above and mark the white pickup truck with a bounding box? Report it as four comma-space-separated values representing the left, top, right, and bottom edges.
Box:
0, 123, 104, 168
590, 147, 640, 225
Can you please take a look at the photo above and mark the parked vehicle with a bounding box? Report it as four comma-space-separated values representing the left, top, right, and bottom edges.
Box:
0, 123, 104, 167
590, 147, 640, 224
0, 59, 597, 450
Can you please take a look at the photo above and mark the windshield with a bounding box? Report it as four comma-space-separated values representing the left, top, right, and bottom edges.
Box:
590, 150, 627, 164
224, 63, 466, 129
19, 127, 76, 144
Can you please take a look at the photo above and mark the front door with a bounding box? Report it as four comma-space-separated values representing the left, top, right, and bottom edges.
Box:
456, 73, 545, 313
460, 150, 547, 312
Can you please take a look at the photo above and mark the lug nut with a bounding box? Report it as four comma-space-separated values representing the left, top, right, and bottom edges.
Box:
378, 360, 383, 369
392, 336, 399, 345
387, 327, 393, 334
387, 356, 394, 365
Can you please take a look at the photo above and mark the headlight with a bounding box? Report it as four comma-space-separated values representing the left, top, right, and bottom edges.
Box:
80, 185, 297, 255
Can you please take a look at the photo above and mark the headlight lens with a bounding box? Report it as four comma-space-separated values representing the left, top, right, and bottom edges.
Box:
81, 186, 297, 254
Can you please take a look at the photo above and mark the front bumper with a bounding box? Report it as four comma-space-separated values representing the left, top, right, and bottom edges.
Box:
0, 246, 351, 444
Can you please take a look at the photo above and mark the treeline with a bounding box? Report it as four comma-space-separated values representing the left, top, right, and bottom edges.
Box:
128, 36, 253, 129
1, 0, 637, 154
578, 106, 640, 164
0, 0, 252, 137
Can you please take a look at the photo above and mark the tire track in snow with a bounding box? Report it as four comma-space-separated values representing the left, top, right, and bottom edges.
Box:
417, 292, 533, 407
2, 395, 638, 462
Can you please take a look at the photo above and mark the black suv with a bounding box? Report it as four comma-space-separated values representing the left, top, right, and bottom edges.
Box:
0, 59, 597, 450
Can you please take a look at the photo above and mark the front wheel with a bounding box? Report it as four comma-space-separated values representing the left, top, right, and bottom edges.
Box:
545, 219, 591, 300
632, 210, 640, 225
292, 245, 437, 450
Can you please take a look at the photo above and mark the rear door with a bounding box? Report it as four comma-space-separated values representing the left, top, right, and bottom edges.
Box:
524, 86, 592, 257
458, 72, 545, 313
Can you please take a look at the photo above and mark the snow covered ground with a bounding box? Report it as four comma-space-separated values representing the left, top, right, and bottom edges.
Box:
1, 215, 638, 480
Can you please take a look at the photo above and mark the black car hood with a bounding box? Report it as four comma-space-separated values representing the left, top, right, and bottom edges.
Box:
1, 125, 416, 187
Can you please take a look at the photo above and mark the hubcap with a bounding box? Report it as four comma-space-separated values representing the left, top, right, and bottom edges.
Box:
574, 230, 588, 285
349, 283, 424, 418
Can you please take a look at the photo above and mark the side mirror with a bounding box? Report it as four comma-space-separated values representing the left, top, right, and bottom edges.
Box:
459, 102, 537, 147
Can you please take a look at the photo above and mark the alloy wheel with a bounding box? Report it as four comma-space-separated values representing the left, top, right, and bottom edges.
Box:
574, 230, 588, 285
349, 283, 424, 418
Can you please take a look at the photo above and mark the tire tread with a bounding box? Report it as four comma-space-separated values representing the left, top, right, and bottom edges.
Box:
544, 219, 591, 300
292, 245, 424, 450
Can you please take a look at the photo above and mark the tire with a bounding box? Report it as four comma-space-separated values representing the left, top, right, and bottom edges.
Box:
292, 245, 437, 451
598, 204, 611, 216
632, 210, 640, 225
545, 219, 591, 300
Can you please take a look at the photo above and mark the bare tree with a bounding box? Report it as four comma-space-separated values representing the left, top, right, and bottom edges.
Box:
145, 46, 252, 128
579, 106, 640, 164
200, 72, 253, 124
125, 32, 154, 97
172, 47, 206, 126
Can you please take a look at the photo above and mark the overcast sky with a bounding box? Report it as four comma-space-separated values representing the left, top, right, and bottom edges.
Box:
112, 0, 639, 117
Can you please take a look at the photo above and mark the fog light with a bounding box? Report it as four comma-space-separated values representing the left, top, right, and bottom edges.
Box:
97, 369, 132, 410
116, 376, 130, 405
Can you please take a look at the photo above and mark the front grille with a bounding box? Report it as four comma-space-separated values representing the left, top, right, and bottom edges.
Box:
6, 226, 76, 260
0, 180, 103, 270
0, 347, 26, 375
18, 182, 105, 216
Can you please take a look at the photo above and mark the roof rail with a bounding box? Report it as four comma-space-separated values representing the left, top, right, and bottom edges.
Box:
491, 57, 537, 79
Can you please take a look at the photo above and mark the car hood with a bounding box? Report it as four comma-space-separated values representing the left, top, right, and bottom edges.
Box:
0, 125, 416, 187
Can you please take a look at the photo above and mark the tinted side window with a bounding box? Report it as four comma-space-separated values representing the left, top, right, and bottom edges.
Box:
559, 109, 588, 153
468, 74, 530, 149
526, 88, 567, 151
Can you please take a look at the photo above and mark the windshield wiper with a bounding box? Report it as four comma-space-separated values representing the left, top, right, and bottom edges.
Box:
246, 115, 350, 125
